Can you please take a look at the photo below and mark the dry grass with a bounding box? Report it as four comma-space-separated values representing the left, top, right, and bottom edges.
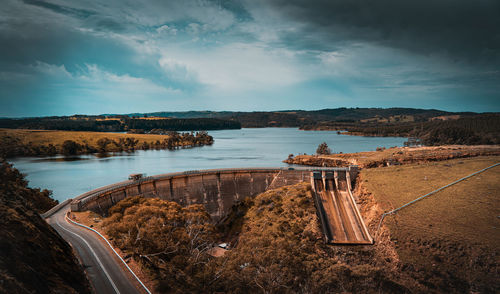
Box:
94, 118, 122, 121
362, 156, 499, 248
134, 117, 171, 120
0, 128, 170, 146
360, 156, 500, 291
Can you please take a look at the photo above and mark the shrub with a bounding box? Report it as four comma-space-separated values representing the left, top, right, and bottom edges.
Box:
61, 140, 81, 156
316, 142, 332, 155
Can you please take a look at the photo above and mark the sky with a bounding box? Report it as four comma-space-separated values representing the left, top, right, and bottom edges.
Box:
1, 0, 499, 117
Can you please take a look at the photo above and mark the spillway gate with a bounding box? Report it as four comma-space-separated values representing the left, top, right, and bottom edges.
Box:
311, 171, 373, 245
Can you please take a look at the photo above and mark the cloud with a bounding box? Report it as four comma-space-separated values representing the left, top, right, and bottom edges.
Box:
242, 0, 500, 66
0, 0, 499, 116
0, 61, 182, 116
21, 0, 237, 32
156, 25, 178, 35
32, 62, 180, 94
158, 43, 303, 91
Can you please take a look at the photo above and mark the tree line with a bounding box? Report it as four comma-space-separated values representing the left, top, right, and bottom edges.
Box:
0, 117, 241, 132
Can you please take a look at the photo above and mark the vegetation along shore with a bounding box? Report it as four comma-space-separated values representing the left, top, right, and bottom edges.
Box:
0, 129, 214, 158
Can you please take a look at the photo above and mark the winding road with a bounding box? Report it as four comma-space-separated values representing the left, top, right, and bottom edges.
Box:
45, 203, 144, 294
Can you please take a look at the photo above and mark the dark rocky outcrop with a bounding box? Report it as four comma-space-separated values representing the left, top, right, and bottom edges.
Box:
0, 160, 91, 294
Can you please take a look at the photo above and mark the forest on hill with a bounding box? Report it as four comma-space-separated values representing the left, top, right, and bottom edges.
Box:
303, 113, 500, 145
0, 117, 241, 132
115, 107, 462, 127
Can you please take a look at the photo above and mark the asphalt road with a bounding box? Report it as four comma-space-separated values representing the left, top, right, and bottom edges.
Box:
46, 205, 143, 294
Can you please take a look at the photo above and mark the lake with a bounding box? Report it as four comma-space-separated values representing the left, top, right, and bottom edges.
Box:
11, 128, 405, 202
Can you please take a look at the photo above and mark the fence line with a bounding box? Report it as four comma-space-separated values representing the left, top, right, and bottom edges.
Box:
374, 162, 500, 240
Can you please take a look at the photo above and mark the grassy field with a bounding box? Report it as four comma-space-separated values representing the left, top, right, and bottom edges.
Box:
360, 156, 500, 291
0, 128, 170, 146
362, 156, 499, 247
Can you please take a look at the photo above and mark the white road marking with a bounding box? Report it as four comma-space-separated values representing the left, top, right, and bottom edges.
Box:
66, 215, 151, 294
54, 216, 120, 294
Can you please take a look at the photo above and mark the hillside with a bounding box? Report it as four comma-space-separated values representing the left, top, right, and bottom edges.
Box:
359, 156, 500, 293
0, 160, 91, 293
113, 107, 462, 128
96, 185, 411, 293
115, 107, 460, 124
306, 113, 500, 145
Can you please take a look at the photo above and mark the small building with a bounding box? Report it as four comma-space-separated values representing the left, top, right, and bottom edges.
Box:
404, 137, 421, 147
128, 173, 145, 181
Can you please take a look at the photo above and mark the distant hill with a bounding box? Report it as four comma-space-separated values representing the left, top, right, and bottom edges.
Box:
110, 110, 235, 119
108, 107, 476, 127
2, 108, 497, 146
106, 108, 498, 146
0, 116, 241, 132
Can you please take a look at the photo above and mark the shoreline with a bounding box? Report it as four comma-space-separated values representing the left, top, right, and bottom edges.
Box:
284, 145, 500, 168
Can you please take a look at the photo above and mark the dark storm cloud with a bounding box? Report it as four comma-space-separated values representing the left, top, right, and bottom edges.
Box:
22, 0, 96, 19
22, 0, 128, 32
260, 0, 500, 64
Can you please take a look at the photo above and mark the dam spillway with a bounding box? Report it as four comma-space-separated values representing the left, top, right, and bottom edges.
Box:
311, 171, 373, 245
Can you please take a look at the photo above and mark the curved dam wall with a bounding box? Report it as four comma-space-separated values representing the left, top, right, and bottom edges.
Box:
70, 167, 358, 221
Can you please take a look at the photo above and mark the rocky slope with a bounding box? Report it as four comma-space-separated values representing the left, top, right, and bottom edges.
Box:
0, 160, 91, 294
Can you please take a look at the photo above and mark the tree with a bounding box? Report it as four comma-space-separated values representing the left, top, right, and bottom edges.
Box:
316, 142, 331, 155
104, 197, 218, 293
61, 140, 81, 156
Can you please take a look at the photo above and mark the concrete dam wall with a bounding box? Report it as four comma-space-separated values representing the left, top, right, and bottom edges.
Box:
71, 167, 358, 221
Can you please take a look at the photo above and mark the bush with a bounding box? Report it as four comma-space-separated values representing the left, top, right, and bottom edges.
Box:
316, 142, 332, 155
104, 197, 218, 293
61, 140, 81, 156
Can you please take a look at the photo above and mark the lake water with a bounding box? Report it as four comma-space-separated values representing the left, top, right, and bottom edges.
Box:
11, 128, 405, 202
